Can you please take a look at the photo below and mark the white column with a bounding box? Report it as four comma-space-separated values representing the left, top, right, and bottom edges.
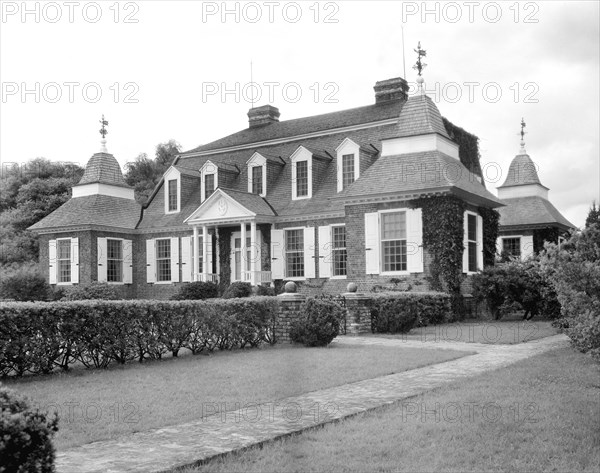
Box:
215, 228, 220, 278
193, 225, 199, 281
240, 221, 247, 281
202, 225, 208, 281
250, 221, 257, 285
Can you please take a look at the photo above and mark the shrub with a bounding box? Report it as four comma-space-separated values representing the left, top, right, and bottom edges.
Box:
369, 292, 450, 333
61, 282, 121, 301
472, 258, 561, 320
255, 285, 276, 297
290, 298, 344, 347
170, 281, 218, 300
222, 281, 253, 299
0, 386, 59, 473
541, 225, 600, 359
0, 264, 51, 301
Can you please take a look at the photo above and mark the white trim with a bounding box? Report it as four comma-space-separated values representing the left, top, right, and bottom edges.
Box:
336, 138, 360, 192
463, 210, 481, 274
72, 183, 135, 200
378, 208, 410, 275
381, 133, 460, 159
163, 167, 181, 214
247, 152, 267, 197
200, 160, 218, 203
182, 117, 399, 158
290, 146, 313, 200
48, 239, 57, 284
497, 184, 549, 200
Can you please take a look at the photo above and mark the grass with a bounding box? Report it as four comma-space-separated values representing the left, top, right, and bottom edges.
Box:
3, 343, 470, 449
371, 316, 559, 345
179, 346, 600, 473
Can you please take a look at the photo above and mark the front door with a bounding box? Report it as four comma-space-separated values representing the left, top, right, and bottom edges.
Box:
231, 233, 252, 282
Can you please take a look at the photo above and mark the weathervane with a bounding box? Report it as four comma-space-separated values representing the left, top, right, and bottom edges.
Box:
413, 41, 427, 77
519, 117, 527, 153
99, 114, 108, 139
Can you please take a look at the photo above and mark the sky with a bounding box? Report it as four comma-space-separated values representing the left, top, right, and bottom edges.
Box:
1, 0, 599, 228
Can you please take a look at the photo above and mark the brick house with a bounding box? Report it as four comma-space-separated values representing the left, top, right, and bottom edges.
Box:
30, 77, 504, 299
496, 139, 574, 260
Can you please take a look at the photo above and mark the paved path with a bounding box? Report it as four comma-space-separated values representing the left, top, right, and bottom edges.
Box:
56, 334, 569, 473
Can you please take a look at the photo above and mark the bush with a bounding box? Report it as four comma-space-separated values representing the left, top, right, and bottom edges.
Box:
255, 285, 276, 297
0, 298, 279, 376
0, 386, 59, 473
541, 225, 600, 359
222, 281, 253, 299
61, 282, 121, 301
0, 264, 51, 301
290, 298, 344, 347
369, 292, 450, 333
472, 258, 561, 320
170, 281, 219, 300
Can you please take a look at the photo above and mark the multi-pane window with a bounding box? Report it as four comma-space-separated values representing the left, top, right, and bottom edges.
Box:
342, 154, 355, 189
204, 174, 215, 200
381, 212, 407, 272
467, 214, 478, 272
57, 239, 71, 283
197, 236, 203, 274
156, 239, 171, 282
332, 226, 347, 276
296, 161, 308, 197
252, 166, 263, 195
107, 239, 123, 282
285, 229, 304, 278
502, 238, 521, 259
167, 179, 178, 211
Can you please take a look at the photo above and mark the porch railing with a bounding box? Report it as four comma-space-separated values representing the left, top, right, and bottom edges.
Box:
242, 271, 272, 284
196, 273, 219, 283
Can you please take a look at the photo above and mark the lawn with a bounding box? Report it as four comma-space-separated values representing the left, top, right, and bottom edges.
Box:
3, 343, 471, 449
180, 346, 600, 473
373, 317, 558, 344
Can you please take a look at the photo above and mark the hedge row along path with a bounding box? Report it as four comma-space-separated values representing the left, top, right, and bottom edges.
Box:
56, 334, 569, 473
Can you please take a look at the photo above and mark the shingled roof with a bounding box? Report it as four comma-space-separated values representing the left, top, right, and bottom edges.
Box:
499, 196, 575, 230
498, 153, 544, 188
29, 194, 141, 231
337, 150, 502, 207
184, 99, 405, 154
396, 94, 450, 138
76, 152, 130, 188
218, 188, 277, 216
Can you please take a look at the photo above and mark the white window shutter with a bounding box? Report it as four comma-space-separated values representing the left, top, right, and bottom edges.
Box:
521, 235, 534, 260
318, 226, 332, 278
70, 238, 79, 284
270, 229, 284, 279
365, 212, 380, 274
205, 233, 213, 274
407, 208, 424, 273
496, 237, 502, 258
97, 237, 108, 282
170, 237, 180, 282
462, 211, 469, 273
181, 236, 192, 282
48, 240, 57, 284
123, 239, 133, 284
476, 215, 484, 270
146, 239, 156, 283
304, 227, 315, 279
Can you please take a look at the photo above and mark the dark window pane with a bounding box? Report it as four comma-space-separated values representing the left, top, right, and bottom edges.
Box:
252, 166, 263, 195
296, 161, 308, 197
168, 179, 178, 211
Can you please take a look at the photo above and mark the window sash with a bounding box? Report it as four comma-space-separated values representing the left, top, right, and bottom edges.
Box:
156, 239, 171, 282
381, 212, 407, 272
503, 238, 521, 258
57, 240, 71, 283
107, 239, 123, 283
252, 166, 263, 195
296, 161, 308, 197
167, 179, 178, 211
285, 229, 304, 277
467, 214, 477, 272
342, 154, 355, 189
204, 174, 215, 200
332, 226, 347, 276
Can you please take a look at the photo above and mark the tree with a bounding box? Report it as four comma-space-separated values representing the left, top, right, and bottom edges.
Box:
124, 140, 181, 204
585, 201, 600, 229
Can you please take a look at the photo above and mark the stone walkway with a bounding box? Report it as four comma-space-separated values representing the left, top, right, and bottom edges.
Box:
56, 334, 569, 473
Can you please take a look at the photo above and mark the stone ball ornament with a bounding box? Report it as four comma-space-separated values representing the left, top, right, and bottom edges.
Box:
346, 282, 358, 293
284, 281, 297, 293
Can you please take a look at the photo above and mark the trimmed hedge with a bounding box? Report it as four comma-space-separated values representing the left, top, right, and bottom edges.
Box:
170, 281, 219, 300
290, 298, 344, 347
369, 292, 451, 334
0, 386, 59, 473
0, 298, 278, 377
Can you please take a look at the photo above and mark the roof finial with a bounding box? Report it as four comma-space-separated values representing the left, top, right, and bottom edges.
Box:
413, 41, 427, 94
99, 114, 108, 153
519, 117, 526, 153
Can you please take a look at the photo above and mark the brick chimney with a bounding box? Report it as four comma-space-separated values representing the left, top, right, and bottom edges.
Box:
248, 105, 280, 128
374, 77, 409, 103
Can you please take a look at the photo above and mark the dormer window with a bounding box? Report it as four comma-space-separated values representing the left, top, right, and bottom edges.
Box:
336, 138, 361, 192
246, 152, 269, 197
163, 167, 181, 214
290, 146, 313, 200
200, 161, 218, 202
